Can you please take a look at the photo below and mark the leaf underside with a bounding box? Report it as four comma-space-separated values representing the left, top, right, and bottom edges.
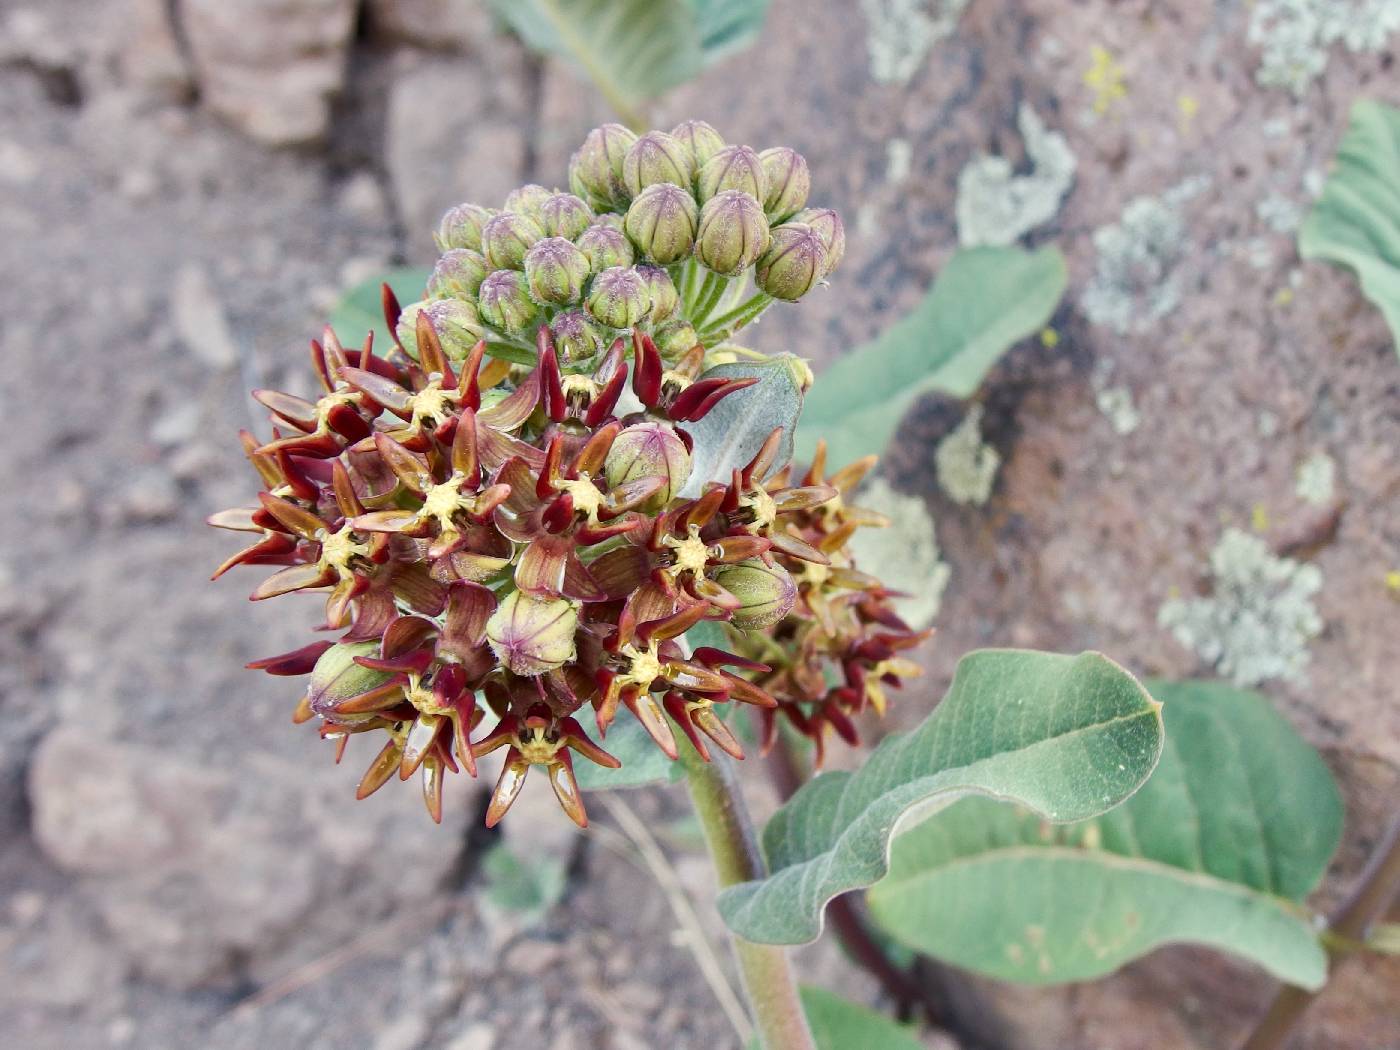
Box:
328, 267, 431, 353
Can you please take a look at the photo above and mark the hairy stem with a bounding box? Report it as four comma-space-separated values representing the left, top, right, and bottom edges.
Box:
680, 744, 816, 1050
698, 292, 775, 345
691, 270, 732, 329
1241, 806, 1400, 1050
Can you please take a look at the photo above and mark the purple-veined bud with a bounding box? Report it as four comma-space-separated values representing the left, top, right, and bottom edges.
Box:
575, 223, 634, 274
592, 212, 625, 232
624, 183, 698, 265
604, 420, 692, 508
652, 318, 698, 360
308, 641, 397, 718
524, 237, 590, 306
435, 202, 496, 252
427, 248, 489, 300
569, 123, 637, 209
539, 192, 594, 240
711, 559, 797, 629
759, 147, 810, 222
485, 591, 580, 675
397, 299, 486, 360
478, 270, 540, 333
634, 264, 679, 320
586, 266, 651, 329
550, 309, 607, 362
503, 183, 553, 223
695, 190, 771, 275
791, 207, 845, 278
696, 144, 767, 204
482, 211, 546, 270
671, 119, 726, 172
622, 131, 694, 197
755, 222, 827, 301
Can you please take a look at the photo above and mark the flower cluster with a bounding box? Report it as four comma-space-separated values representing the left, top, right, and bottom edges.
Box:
211, 124, 920, 828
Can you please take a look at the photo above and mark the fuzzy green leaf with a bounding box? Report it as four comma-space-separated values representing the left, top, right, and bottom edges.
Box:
796, 246, 1066, 466
867, 680, 1341, 989
1299, 99, 1400, 356
688, 0, 771, 61
717, 650, 1164, 944
746, 987, 924, 1050
328, 267, 431, 352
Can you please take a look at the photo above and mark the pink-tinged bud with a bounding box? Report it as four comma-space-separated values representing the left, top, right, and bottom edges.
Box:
624, 183, 698, 265
634, 264, 679, 320
477, 270, 540, 333
696, 144, 767, 204
503, 183, 552, 223
524, 237, 590, 306
540, 192, 594, 240
792, 207, 845, 278
712, 559, 797, 629
427, 248, 488, 300
586, 266, 651, 329
569, 123, 637, 209
755, 222, 827, 301
622, 131, 693, 197
604, 421, 692, 508
695, 190, 770, 275
485, 591, 579, 675
481, 211, 546, 270
575, 223, 634, 274
759, 147, 810, 222
308, 641, 397, 717
670, 119, 726, 171
550, 309, 606, 362
652, 318, 698, 360
398, 299, 485, 359
435, 202, 495, 252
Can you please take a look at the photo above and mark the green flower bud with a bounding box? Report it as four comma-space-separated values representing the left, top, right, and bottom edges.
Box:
569, 123, 637, 209
550, 309, 606, 363
634, 264, 679, 320
503, 183, 553, 222
652, 318, 698, 360
427, 248, 488, 300
755, 222, 827, 301
539, 192, 594, 240
670, 119, 726, 172
485, 590, 579, 676
622, 131, 693, 197
759, 146, 810, 222
396, 299, 486, 360
695, 190, 770, 275
308, 641, 396, 718
575, 223, 634, 274
623, 183, 698, 265
435, 202, 495, 252
477, 270, 539, 333
524, 237, 590, 306
481, 211, 546, 270
592, 212, 625, 232
586, 266, 651, 329
792, 207, 845, 277
696, 144, 767, 204
711, 559, 797, 629
604, 421, 691, 509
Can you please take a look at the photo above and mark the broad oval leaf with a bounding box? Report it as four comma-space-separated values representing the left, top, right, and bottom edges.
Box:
328, 267, 431, 351
677, 354, 806, 498
716, 649, 1163, 945
1299, 99, 1400, 357
796, 245, 1066, 466
867, 680, 1341, 990
689, 0, 772, 61
746, 987, 924, 1050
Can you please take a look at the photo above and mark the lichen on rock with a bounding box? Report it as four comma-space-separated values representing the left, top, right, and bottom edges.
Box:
956, 103, 1077, 247
1295, 449, 1337, 507
1248, 0, 1400, 96
847, 478, 949, 629
1158, 528, 1324, 686
935, 404, 1000, 506
859, 0, 971, 84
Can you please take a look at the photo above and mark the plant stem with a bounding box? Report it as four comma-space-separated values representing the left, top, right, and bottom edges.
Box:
680, 744, 816, 1050
691, 271, 732, 329
697, 292, 775, 345
1240, 806, 1400, 1050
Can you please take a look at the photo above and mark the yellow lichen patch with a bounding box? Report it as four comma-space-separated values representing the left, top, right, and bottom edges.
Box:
1177, 93, 1199, 132
1252, 503, 1270, 533
1385, 570, 1400, 594
1084, 46, 1127, 115
1040, 326, 1060, 348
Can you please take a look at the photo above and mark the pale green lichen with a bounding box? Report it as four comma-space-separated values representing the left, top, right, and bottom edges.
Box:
1248, 0, 1400, 96
1158, 528, 1323, 686
860, 0, 971, 84
935, 404, 1000, 505
847, 478, 949, 629
1295, 449, 1337, 507
886, 137, 912, 183
956, 103, 1077, 247
1091, 361, 1140, 435
1257, 193, 1303, 234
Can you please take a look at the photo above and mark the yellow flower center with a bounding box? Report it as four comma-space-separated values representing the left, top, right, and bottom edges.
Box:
663, 524, 712, 578
740, 487, 777, 532
559, 473, 606, 524
516, 725, 563, 765
421, 475, 467, 531
314, 387, 361, 428
408, 380, 456, 430
318, 525, 369, 580
619, 641, 665, 689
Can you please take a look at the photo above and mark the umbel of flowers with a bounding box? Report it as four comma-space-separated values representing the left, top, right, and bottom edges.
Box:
210, 122, 926, 827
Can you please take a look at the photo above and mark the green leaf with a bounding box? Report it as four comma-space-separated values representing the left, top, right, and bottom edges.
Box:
480, 842, 568, 924
746, 987, 924, 1050
328, 267, 430, 352
688, 0, 771, 61
716, 649, 1164, 945
796, 246, 1066, 466
867, 680, 1342, 990
1299, 99, 1400, 356
575, 717, 685, 790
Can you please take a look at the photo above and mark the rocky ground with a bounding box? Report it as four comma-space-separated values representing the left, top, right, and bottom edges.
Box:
1, 1, 1397, 1048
